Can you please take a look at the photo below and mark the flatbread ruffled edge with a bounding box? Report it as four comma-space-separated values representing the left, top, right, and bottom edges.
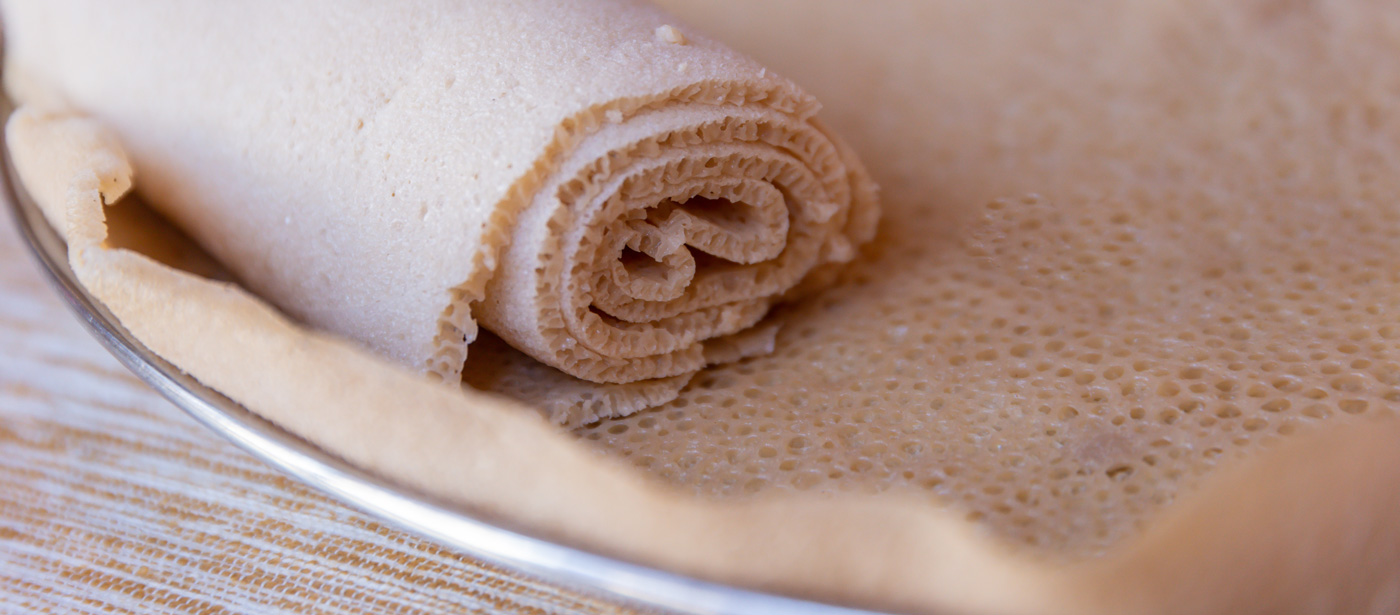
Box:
11, 105, 1400, 615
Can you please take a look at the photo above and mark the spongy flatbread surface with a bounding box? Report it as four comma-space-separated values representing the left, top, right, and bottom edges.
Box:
10, 0, 1400, 612
582, 0, 1400, 556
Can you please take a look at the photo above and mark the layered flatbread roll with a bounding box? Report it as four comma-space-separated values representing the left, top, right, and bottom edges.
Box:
12, 0, 1400, 612
2, 0, 876, 422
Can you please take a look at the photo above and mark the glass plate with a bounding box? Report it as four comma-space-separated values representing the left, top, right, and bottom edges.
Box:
1, 120, 892, 615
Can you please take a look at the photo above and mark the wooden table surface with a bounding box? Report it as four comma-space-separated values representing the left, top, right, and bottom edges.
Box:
0, 204, 635, 613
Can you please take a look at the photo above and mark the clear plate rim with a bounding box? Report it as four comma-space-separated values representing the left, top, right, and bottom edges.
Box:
0, 116, 898, 615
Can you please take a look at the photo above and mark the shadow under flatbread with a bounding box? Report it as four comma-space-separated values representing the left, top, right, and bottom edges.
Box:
103, 195, 234, 283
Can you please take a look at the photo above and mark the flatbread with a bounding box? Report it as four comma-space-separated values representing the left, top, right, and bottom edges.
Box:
0, 0, 875, 424
8, 0, 1400, 612
590, 0, 1400, 560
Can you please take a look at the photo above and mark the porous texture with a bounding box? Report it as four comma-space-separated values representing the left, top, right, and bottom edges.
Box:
0, 0, 874, 393
579, 0, 1400, 557
16, 14, 1400, 609
6, 107, 1074, 615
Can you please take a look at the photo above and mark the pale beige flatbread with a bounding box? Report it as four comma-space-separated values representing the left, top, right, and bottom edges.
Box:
0, 0, 876, 427
9, 0, 1400, 612
15, 104, 1400, 615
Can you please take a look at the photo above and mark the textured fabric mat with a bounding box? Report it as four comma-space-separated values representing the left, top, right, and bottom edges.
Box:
0, 212, 636, 614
